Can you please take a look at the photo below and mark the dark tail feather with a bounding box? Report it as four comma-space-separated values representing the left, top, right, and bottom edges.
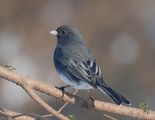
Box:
98, 85, 130, 105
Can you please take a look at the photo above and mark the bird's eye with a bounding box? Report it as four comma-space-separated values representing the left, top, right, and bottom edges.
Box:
60, 30, 67, 36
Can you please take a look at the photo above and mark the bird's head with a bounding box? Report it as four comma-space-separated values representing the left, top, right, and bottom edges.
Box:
50, 25, 84, 46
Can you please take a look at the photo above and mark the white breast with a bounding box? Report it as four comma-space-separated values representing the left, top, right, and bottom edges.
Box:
58, 72, 93, 90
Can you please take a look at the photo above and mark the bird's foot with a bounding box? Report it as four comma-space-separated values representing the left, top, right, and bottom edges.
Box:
55, 85, 71, 97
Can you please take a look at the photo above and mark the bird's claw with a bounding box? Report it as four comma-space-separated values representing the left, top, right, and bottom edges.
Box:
55, 85, 71, 97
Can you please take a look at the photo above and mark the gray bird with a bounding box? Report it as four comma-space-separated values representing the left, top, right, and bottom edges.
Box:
50, 25, 130, 105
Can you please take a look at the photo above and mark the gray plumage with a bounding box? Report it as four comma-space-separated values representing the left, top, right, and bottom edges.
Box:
52, 25, 130, 105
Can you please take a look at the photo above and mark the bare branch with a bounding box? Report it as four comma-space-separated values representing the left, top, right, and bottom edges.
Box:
0, 66, 69, 120
22, 84, 69, 120
43, 89, 79, 118
0, 108, 35, 120
0, 66, 155, 120
58, 90, 78, 113
103, 114, 118, 120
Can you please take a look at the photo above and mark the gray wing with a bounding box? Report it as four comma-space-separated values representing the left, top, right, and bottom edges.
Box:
56, 57, 105, 87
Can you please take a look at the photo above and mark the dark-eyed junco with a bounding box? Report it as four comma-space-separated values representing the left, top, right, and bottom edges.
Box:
50, 25, 130, 105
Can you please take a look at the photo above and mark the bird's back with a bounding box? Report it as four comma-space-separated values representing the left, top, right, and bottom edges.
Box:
54, 41, 94, 63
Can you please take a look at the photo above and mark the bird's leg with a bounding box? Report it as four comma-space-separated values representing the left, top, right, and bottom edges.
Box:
88, 89, 95, 101
88, 89, 95, 108
81, 89, 95, 109
55, 85, 71, 97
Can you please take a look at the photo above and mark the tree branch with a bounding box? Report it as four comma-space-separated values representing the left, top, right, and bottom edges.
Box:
22, 84, 69, 120
0, 66, 155, 120
0, 108, 35, 120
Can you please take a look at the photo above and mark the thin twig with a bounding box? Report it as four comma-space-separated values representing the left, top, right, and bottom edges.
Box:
43, 89, 78, 118
22, 84, 69, 120
103, 114, 118, 120
58, 103, 69, 113
58, 90, 78, 113
0, 108, 35, 120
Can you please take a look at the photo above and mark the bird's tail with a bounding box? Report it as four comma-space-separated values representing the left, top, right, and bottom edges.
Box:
97, 84, 130, 105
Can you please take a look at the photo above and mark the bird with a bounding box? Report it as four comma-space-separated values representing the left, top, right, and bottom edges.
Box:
50, 25, 130, 105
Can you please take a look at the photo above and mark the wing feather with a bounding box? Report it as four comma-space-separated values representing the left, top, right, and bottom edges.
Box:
59, 58, 103, 86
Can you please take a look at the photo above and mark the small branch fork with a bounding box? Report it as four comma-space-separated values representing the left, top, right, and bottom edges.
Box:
0, 66, 155, 120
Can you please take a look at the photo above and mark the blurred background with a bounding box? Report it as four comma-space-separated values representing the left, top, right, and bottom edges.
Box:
0, 0, 155, 120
